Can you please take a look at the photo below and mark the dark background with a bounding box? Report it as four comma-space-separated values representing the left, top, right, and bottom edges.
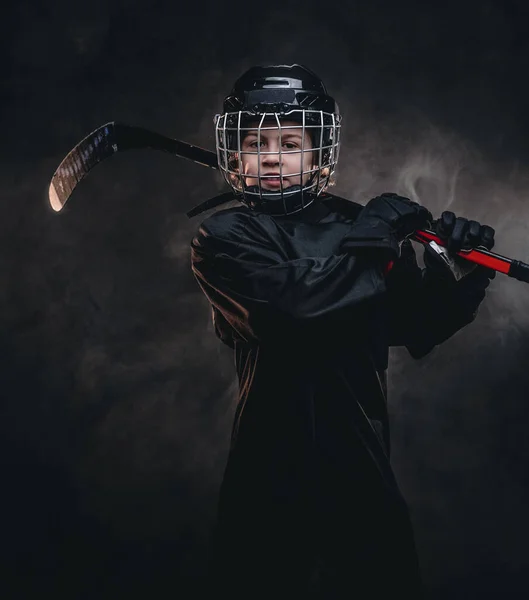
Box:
2, 0, 529, 598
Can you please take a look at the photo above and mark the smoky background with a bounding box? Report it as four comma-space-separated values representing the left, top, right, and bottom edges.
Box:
2, 0, 529, 598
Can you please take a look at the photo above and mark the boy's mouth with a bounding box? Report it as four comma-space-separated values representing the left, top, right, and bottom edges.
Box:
261, 173, 289, 188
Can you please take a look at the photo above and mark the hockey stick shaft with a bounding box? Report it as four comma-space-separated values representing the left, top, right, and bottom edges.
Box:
48, 122, 529, 283
411, 230, 529, 283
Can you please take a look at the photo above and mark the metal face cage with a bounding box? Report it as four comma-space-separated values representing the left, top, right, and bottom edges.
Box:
215, 109, 342, 216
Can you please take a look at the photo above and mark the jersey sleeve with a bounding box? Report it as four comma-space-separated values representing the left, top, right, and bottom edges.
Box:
385, 239, 490, 359
190, 210, 395, 344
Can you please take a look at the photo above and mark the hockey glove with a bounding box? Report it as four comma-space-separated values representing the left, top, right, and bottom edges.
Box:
356, 192, 433, 242
425, 211, 497, 282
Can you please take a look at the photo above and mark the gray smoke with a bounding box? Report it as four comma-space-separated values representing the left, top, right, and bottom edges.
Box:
3, 0, 529, 597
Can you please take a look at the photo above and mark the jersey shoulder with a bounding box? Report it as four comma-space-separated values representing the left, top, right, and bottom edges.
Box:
321, 192, 364, 222
194, 205, 258, 242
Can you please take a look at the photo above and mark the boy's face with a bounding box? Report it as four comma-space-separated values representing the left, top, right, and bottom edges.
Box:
239, 119, 316, 191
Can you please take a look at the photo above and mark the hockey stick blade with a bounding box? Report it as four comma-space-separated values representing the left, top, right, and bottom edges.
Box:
48, 122, 218, 211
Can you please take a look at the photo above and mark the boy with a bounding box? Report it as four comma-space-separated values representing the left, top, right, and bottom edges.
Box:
190, 64, 495, 598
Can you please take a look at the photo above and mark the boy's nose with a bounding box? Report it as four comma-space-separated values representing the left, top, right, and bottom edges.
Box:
262, 149, 282, 165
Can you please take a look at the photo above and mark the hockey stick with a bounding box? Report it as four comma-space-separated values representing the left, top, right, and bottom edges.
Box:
48, 121, 529, 283
48, 122, 218, 212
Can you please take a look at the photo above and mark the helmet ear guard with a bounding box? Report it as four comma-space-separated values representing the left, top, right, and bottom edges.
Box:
215, 65, 342, 216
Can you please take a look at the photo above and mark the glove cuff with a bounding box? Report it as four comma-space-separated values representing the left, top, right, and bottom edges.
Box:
424, 242, 477, 282
340, 218, 400, 259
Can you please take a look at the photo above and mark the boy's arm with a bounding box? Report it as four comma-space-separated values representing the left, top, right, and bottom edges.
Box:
386, 239, 495, 359
190, 210, 397, 344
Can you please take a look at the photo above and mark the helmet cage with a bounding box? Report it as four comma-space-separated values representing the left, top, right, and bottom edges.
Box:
215, 108, 342, 216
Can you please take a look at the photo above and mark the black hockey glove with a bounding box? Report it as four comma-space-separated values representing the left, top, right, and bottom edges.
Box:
356, 193, 433, 241
425, 210, 497, 283
341, 193, 433, 263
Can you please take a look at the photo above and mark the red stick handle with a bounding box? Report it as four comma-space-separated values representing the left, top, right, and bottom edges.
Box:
411, 229, 529, 281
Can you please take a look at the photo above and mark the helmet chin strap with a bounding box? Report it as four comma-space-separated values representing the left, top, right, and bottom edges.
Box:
244, 184, 303, 200
240, 185, 318, 216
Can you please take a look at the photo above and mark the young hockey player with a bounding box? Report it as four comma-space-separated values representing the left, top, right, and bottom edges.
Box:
190, 64, 495, 598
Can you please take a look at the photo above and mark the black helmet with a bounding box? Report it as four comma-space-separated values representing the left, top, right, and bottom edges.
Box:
215, 64, 341, 216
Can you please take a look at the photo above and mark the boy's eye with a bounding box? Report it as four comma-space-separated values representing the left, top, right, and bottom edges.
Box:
246, 141, 299, 148
243, 140, 302, 150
